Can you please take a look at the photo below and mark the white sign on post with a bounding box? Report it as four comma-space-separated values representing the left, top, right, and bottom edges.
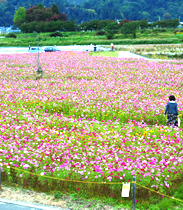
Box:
178, 118, 181, 127
121, 182, 130, 197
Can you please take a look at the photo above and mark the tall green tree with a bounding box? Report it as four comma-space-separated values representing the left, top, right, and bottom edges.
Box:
87, 19, 100, 31
121, 21, 139, 38
13, 7, 26, 27
105, 21, 120, 33
139, 19, 148, 29
163, 12, 172, 20
37, 3, 44, 9
52, 3, 60, 15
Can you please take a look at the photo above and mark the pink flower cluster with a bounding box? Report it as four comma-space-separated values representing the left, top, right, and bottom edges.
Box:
0, 51, 183, 190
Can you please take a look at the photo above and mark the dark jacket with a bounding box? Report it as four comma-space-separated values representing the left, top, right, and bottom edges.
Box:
165, 101, 178, 115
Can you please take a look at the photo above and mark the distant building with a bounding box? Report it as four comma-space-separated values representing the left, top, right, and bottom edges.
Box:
0, 26, 21, 34
0, 27, 6, 34
7, 28, 21, 33
116, 19, 122, 24
178, 22, 183, 28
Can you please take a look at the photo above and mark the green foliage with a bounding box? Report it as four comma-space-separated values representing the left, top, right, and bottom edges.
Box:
106, 33, 114, 39
52, 3, 60, 15
151, 19, 179, 29
87, 19, 100, 31
0, 29, 182, 47
89, 51, 119, 57
157, 198, 172, 210
104, 21, 120, 40
80, 22, 89, 31
63, 20, 78, 31
1, 0, 183, 27
37, 3, 44, 9
139, 19, 148, 29
54, 191, 64, 199
6, 33, 17, 38
96, 30, 105, 35
121, 21, 139, 39
13, 7, 26, 27
163, 13, 172, 20
25, 5, 60, 23
20, 20, 78, 33
49, 32, 63, 37
80, 20, 109, 31
105, 21, 120, 34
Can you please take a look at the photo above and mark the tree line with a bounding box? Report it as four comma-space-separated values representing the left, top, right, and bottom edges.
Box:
14, 3, 70, 33
13, 4, 179, 39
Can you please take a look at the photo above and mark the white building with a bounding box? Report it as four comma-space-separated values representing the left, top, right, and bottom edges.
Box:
0, 26, 21, 34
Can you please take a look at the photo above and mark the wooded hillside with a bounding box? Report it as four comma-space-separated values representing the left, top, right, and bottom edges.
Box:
1, 0, 183, 26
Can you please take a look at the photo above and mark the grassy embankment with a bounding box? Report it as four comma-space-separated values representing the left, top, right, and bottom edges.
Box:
0, 28, 183, 47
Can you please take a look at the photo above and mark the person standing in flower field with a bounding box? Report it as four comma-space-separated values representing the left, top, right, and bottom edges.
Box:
94, 44, 97, 52
164, 95, 179, 126
111, 43, 114, 51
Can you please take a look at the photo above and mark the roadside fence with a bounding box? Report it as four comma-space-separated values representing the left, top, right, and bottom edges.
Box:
1, 163, 183, 209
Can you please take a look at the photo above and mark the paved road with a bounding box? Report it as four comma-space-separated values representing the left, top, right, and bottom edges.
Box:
0, 45, 110, 54
0, 201, 38, 210
118, 51, 171, 61
0, 198, 70, 210
118, 51, 150, 59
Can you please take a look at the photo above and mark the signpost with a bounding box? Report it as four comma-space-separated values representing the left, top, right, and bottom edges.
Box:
132, 176, 136, 210
121, 176, 136, 210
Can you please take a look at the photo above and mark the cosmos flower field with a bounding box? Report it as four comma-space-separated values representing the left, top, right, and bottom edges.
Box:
0, 51, 183, 201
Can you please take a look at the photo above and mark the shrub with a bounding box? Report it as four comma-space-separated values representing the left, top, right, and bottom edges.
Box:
106, 33, 114, 39
161, 28, 166, 32
140, 29, 146, 34
178, 54, 183, 58
96, 30, 105, 35
6, 33, 17, 38
174, 28, 183, 34
49, 32, 63, 37
152, 28, 162, 33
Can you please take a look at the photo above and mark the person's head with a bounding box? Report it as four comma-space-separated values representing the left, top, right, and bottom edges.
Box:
169, 95, 176, 101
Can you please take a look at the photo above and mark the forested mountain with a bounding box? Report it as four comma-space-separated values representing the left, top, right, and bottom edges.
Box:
1, 0, 183, 26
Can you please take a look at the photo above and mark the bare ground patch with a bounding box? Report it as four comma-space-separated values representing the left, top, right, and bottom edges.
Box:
0, 185, 127, 210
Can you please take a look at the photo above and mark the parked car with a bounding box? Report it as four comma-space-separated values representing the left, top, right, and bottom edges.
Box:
29, 47, 44, 53
44, 47, 60, 52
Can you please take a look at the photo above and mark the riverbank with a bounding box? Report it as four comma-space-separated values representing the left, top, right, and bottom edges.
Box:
0, 30, 182, 47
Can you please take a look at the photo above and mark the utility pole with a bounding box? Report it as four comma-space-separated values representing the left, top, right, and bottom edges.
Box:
37, 33, 41, 70
34, 31, 43, 79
